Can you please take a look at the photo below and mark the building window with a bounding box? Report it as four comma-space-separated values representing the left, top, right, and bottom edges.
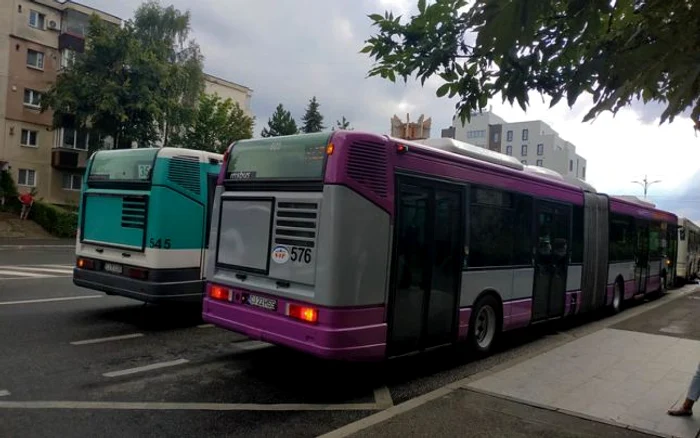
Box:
506, 145, 512, 155
536, 159, 543, 167
506, 130, 513, 141
62, 173, 82, 191
537, 143, 544, 155
582, 166, 586, 179
26, 49, 44, 69
20, 129, 39, 147
569, 160, 573, 171
29, 10, 45, 29
18, 169, 36, 187
493, 132, 500, 142
521, 160, 527, 165
57, 127, 89, 150
522, 129, 529, 141
23, 89, 42, 108
60, 49, 76, 69
521, 144, 528, 156
467, 130, 486, 139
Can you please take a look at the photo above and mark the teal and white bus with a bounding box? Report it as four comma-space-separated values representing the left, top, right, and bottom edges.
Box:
73, 147, 223, 303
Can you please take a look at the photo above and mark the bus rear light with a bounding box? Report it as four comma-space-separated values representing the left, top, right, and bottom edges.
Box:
210, 285, 232, 302
77, 258, 94, 270
288, 304, 319, 324
396, 143, 409, 154
217, 145, 233, 185
126, 267, 148, 280
326, 143, 335, 155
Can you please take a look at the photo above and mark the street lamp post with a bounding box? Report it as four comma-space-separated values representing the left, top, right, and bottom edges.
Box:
631, 175, 662, 199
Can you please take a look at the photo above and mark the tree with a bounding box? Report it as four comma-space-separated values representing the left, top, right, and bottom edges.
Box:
175, 93, 254, 153
362, 0, 700, 127
41, 2, 204, 150
333, 116, 352, 131
261, 104, 299, 137
301, 96, 325, 133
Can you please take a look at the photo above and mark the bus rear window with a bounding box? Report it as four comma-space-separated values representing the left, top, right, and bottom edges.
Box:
226, 133, 331, 181
88, 148, 158, 182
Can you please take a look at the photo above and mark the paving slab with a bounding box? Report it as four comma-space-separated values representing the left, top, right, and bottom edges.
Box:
348, 389, 655, 438
466, 327, 700, 438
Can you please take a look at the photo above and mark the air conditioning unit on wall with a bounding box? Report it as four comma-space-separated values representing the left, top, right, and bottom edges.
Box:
48, 20, 58, 30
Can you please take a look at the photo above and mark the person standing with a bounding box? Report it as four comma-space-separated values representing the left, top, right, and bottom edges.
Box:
18, 190, 34, 220
668, 362, 700, 416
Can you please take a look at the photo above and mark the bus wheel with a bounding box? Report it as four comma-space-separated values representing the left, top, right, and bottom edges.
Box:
611, 282, 623, 314
469, 295, 500, 354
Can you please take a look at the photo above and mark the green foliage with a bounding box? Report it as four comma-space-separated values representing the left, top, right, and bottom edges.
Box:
0, 170, 20, 213
333, 116, 353, 131
261, 104, 299, 137
175, 93, 254, 153
301, 96, 325, 133
42, 1, 204, 149
29, 202, 78, 238
363, 0, 700, 126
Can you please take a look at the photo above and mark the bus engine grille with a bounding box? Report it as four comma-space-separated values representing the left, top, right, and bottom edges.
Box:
121, 196, 147, 229
274, 202, 318, 248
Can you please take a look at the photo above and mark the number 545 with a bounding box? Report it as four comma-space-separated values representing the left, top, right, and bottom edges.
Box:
149, 238, 171, 249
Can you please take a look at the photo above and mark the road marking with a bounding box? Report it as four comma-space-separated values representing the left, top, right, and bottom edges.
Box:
0, 401, 383, 411
103, 359, 190, 378
0, 269, 48, 278
71, 333, 144, 346
0, 265, 73, 280
236, 341, 272, 352
196, 324, 214, 329
7, 266, 73, 274
0, 295, 102, 306
373, 386, 393, 409
0, 390, 9, 397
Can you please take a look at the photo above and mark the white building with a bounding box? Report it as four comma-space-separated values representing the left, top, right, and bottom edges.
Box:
442, 110, 587, 180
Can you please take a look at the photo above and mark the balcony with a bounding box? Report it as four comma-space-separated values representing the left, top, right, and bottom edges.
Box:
52, 149, 87, 171
58, 32, 85, 53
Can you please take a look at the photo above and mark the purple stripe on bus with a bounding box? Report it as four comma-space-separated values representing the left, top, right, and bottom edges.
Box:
503, 298, 532, 331
605, 284, 614, 306
458, 308, 472, 340
203, 298, 387, 361
646, 276, 661, 293
624, 279, 637, 300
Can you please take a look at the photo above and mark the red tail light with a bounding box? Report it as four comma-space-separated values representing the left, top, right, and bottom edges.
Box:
126, 267, 148, 280
217, 145, 233, 185
209, 285, 231, 301
77, 258, 94, 270
288, 304, 319, 324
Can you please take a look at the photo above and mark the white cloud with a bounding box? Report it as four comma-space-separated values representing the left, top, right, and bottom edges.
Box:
78, 0, 700, 219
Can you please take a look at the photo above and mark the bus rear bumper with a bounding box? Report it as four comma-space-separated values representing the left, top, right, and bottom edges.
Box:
73, 268, 204, 304
202, 297, 387, 361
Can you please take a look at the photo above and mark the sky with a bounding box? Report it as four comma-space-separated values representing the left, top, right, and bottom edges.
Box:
82, 0, 700, 221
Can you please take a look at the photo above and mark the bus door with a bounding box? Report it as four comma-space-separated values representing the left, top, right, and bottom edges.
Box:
635, 222, 650, 295
387, 176, 464, 357
532, 201, 571, 321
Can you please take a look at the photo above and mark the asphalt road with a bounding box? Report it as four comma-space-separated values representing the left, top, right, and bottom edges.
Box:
0, 246, 685, 438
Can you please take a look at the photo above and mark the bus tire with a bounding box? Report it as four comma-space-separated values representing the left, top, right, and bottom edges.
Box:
468, 294, 501, 354
611, 280, 623, 314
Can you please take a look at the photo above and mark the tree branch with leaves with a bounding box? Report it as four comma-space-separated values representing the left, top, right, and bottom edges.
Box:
362, 0, 700, 127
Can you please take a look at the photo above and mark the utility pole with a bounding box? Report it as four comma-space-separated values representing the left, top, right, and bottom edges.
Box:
631, 175, 662, 199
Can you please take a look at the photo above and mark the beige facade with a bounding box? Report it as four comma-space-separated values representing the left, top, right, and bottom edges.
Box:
203, 73, 254, 119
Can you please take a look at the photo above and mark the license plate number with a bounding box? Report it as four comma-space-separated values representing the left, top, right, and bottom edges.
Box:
245, 294, 277, 311
104, 263, 123, 274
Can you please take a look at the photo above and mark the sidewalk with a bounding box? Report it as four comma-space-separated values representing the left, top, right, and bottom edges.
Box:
0, 212, 73, 247
322, 286, 700, 438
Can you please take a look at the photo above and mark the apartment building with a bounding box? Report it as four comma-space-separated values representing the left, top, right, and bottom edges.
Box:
442, 110, 588, 181
0, 0, 253, 206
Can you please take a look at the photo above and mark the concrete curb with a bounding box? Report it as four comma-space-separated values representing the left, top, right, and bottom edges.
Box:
316, 285, 700, 438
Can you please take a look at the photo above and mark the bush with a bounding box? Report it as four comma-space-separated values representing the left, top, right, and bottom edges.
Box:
0, 170, 20, 213
30, 202, 78, 238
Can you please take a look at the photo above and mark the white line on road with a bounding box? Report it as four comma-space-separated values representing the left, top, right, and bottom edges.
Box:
103, 359, 190, 378
0, 400, 382, 411
0, 295, 102, 306
236, 341, 273, 352
71, 333, 144, 346
0, 390, 10, 397
0, 269, 49, 278
196, 324, 214, 329
373, 386, 393, 409
6, 267, 73, 274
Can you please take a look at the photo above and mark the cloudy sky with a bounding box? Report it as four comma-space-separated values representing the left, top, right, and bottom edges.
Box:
83, 0, 700, 221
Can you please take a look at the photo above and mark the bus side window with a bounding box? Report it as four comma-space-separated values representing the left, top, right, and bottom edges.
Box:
204, 173, 218, 249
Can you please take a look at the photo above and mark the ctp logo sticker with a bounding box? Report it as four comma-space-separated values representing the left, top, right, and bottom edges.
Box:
271, 245, 290, 264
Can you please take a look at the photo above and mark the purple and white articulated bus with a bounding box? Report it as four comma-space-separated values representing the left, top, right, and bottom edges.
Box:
202, 131, 677, 361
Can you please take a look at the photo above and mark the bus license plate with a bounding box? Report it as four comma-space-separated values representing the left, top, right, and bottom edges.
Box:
245, 294, 277, 311
104, 263, 123, 275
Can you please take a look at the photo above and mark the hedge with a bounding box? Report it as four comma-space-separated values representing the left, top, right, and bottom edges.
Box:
29, 202, 78, 238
